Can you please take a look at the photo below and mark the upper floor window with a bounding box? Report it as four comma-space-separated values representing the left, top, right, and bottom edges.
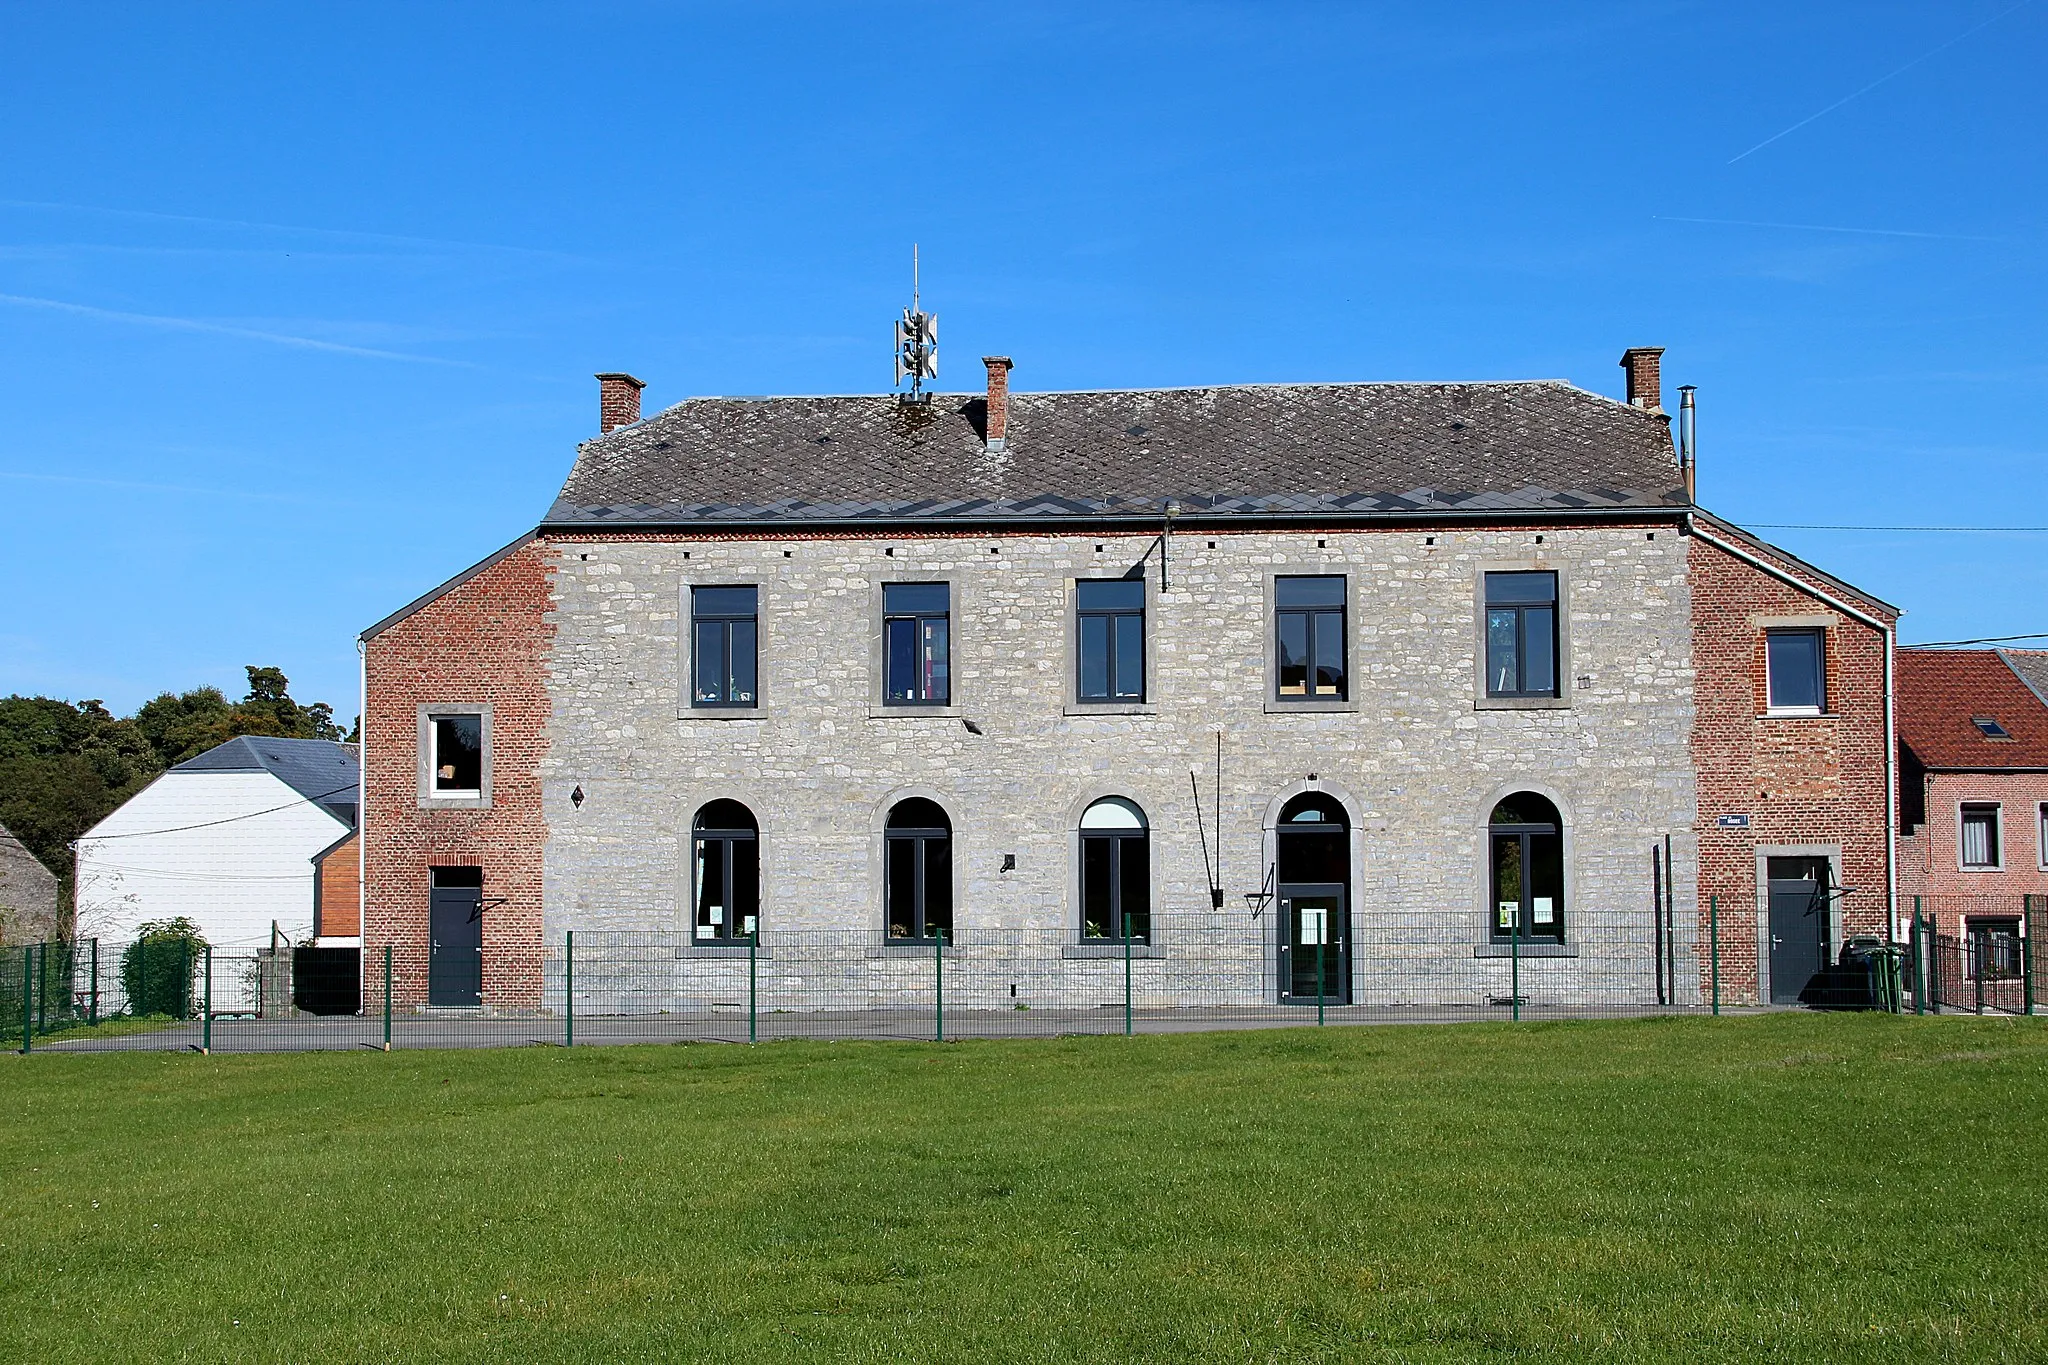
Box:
419, 705, 490, 807
884, 583, 951, 705
1276, 575, 1346, 700
1961, 803, 2001, 869
1484, 572, 1558, 698
692, 800, 759, 941
1766, 629, 1825, 713
691, 585, 758, 707
431, 715, 482, 795
1077, 579, 1145, 702
885, 798, 952, 941
1489, 793, 1564, 943
1080, 797, 1150, 943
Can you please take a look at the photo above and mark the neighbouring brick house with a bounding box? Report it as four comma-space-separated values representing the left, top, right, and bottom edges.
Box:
359, 348, 1897, 1013
1896, 647, 2048, 968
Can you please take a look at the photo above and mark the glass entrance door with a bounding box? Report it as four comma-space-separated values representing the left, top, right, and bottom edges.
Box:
1279, 884, 1349, 1005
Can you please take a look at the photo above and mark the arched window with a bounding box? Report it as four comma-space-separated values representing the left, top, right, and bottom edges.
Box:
1277, 793, 1348, 884
885, 798, 952, 941
1490, 793, 1563, 943
693, 800, 759, 942
1080, 797, 1149, 943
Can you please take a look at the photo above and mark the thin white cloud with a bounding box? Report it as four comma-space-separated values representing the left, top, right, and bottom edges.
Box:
1728, 0, 2036, 164
0, 197, 580, 260
0, 292, 477, 366
1653, 215, 2003, 243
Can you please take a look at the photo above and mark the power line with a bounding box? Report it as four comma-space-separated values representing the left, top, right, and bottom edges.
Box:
1902, 633, 2048, 648
1745, 523, 2048, 533
73, 780, 357, 845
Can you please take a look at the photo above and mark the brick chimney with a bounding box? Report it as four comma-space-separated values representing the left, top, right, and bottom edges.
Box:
596, 373, 645, 433
1619, 347, 1664, 412
982, 356, 1014, 451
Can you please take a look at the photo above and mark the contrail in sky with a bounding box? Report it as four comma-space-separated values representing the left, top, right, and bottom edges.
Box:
1728, 0, 2034, 164
0, 291, 476, 365
1653, 214, 2002, 242
0, 197, 575, 259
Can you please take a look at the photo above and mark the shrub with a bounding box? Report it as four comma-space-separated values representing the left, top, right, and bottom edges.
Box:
120, 919, 207, 1018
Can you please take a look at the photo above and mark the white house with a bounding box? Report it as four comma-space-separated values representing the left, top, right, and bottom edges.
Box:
74, 737, 359, 962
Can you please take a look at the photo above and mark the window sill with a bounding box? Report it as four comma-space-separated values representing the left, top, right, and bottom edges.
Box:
1063, 943, 1165, 959
1063, 702, 1157, 716
1472, 943, 1576, 958
1760, 709, 1836, 720
418, 795, 491, 811
1473, 696, 1571, 711
872, 941, 961, 957
682, 707, 763, 721
675, 943, 771, 958
869, 704, 960, 719
1264, 698, 1359, 715
1958, 867, 2006, 874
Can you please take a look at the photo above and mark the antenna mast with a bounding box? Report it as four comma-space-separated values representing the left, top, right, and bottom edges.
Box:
894, 243, 938, 404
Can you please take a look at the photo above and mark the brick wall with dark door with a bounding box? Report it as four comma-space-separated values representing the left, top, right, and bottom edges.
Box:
1689, 531, 1896, 1003
361, 537, 555, 1010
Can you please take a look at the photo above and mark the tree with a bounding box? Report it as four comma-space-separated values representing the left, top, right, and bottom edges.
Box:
0, 667, 350, 918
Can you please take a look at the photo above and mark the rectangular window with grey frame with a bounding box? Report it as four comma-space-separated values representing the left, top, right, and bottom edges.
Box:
430, 715, 483, 795
1961, 803, 2001, 868
691, 585, 758, 707
1276, 574, 1346, 699
1076, 578, 1145, 702
1766, 628, 1825, 711
883, 582, 950, 704
1484, 571, 1558, 698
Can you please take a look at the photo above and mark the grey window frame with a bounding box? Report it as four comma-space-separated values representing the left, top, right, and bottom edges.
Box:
1765, 628, 1827, 714
689, 585, 760, 709
1079, 799, 1150, 944
1075, 578, 1146, 704
1960, 802, 2002, 870
691, 800, 760, 943
1274, 574, 1348, 703
884, 799, 953, 942
882, 582, 952, 707
1487, 794, 1566, 945
1483, 571, 1561, 700
416, 703, 492, 810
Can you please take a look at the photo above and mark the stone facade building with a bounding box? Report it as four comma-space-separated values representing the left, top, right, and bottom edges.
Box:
0, 818, 61, 946
359, 349, 1897, 1013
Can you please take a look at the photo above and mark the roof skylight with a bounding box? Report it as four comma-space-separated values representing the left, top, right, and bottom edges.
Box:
1971, 716, 2012, 740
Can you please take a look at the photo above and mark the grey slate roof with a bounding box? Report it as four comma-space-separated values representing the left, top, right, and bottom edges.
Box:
2000, 649, 2048, 708
172, 737, 360, 827
545, 381, 1685, 527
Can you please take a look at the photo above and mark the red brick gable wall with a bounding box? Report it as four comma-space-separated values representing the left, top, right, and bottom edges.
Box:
1690, 529, 1894, 1002
361, 537, 554, 1009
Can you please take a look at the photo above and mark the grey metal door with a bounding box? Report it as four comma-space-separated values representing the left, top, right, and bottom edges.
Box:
1278, 884, 1349, 1005
428, 884, 483, 1007
1766, 858, 1830, 1005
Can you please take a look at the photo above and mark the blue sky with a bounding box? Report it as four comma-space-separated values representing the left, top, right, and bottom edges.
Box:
2, 2, 2043, 719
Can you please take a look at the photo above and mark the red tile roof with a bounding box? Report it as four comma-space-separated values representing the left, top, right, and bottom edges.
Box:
1897, 649, 2048, 769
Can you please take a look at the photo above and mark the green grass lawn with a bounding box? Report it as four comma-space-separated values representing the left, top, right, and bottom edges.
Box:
3, 1015, 2044, 1363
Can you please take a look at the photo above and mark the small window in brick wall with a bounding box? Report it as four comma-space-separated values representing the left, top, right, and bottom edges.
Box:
1765, 629, 1825, 713
1961, 804, 2001, 869
432, 716, 482, 795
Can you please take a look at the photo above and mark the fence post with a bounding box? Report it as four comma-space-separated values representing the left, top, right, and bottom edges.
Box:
748, 927, 758, 1045
88, 938, 99, 1026
1316, 921, 1326, 1027
2025, 896, 2036, 1017
1910, 909, 1924, 1016
36, 941, 47, 1035
202, 946, 213, 1053
565, 930, 575, 1048
382, 944, 393, 1051
1510, 914, 1520, 1023
1709, 895, 1720, 1016
934, 926, 945, 1044
1976, 935, 1986, 1016
1123, 913, 1133, 1038
19, 946, 31, 1053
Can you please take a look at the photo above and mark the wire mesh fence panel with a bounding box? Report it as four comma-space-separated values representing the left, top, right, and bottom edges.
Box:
1906, 895, 2036, 1017
18, 899, 1925, 1056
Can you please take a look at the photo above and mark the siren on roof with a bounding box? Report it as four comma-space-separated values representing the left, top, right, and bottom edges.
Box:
894, 244, 937, 403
